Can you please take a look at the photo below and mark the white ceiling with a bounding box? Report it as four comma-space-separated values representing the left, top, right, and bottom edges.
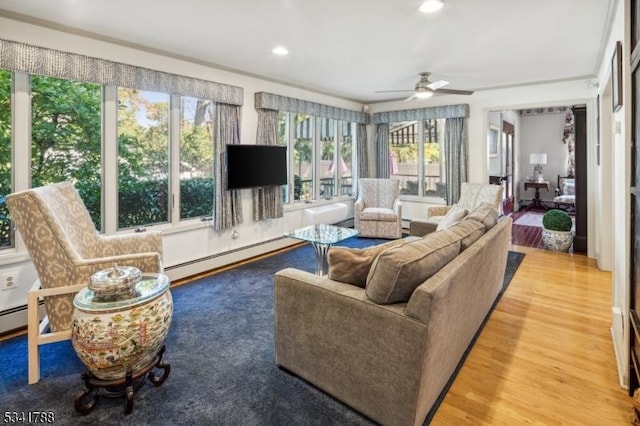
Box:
0, 0, 614, 103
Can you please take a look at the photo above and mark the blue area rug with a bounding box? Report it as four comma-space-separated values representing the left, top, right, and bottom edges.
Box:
0, 238, 524, 425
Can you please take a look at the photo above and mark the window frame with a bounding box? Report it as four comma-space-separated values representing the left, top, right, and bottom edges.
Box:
389, 119, 446, 203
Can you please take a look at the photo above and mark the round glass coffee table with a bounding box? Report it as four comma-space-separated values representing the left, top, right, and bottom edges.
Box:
284, 224, 359, 275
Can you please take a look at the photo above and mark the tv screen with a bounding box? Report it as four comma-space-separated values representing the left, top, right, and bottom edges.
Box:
226, 144, 287, 189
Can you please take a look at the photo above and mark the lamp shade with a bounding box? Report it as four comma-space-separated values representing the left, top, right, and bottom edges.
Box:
529, 153, 547, 165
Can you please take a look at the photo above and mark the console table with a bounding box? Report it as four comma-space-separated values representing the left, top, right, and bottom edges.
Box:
524, 180, 549, 210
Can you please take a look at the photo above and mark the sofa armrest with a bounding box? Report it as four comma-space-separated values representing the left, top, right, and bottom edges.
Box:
274, 267, 428, 426
427, 205, 450, 219
409, 220, 438, 237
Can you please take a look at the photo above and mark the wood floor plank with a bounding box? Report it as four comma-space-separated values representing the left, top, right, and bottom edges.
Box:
430, 245, 632, 425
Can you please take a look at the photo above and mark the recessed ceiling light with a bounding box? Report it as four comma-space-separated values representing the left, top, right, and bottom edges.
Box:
419, 0, 444, 13
272, 46, 289, 56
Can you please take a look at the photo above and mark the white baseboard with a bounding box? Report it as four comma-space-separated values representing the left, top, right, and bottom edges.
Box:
611, 306, 628, 389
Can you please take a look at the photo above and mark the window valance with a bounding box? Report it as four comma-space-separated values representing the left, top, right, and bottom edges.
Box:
373, 104, 469, 124
0, 38, 243, 105
255, 92, 369, 124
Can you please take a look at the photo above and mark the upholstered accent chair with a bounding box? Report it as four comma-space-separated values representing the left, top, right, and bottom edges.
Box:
354, 178, 402, 239
410, 182, 503, 236
553, 175, 575, 212
6, 182, 163, 384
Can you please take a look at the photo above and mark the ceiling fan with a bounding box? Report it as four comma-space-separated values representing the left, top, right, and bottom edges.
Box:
375, 72, 474, 101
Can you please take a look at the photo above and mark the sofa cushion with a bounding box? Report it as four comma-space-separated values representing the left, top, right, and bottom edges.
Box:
365, 232, 461, 304
436, 205, 468, 231
466, 202, 499, 231
443, 219, 485, 251
328, 238, 410, 287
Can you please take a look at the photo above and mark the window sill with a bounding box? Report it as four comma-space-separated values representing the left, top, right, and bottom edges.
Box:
283, 196, 354, 213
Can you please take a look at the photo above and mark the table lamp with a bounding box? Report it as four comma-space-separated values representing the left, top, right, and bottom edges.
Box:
529, 153, 547, 182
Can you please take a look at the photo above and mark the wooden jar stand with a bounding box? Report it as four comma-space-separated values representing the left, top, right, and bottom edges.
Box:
74, 345, 170, 415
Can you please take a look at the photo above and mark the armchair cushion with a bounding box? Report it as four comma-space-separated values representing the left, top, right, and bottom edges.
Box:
328, 238, 414, 287
358, 207, 398, 222
365, 232, 461, 304
436, 205, 468, 231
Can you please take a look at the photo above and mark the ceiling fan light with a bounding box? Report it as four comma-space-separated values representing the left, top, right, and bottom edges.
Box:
419, 0, 444, 13
415, 90, 433, 99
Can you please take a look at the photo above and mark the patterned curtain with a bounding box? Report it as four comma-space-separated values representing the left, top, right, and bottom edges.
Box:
357, 123, 369, 179
213, 104, 243, 230
444, 117, 468, 204
253, 109, 284, 220
375, 123, 390, 178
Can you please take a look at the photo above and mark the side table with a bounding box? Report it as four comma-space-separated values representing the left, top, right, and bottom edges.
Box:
524, 180, 549, 211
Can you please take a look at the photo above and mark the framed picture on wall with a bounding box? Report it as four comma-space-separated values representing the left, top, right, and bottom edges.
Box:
612, 41, 623, 112
488, 125, 499, 158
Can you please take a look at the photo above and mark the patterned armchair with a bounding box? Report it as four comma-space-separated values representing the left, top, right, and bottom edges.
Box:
6, 182, 163, 384
410, 182, 503, 236
354, 178, 402, 239
553, 176, 575, 211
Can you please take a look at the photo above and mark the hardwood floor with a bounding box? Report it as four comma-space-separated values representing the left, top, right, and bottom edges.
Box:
431, 245, 631, 425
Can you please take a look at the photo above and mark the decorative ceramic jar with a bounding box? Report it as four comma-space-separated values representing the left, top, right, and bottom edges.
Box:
541, 228, 574, 252
71, 265, 173, 381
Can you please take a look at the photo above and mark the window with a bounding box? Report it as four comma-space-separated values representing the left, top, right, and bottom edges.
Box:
0, 69, 11, 249
293, 114, 314, 202
338, 121, 355, 196
117, 88, 169, 229
277, 111, 290, 204
278, 113, 357, 204
389, 119, 445, 198
31, 75, 103, 229
180, 97, 214, 220
423, 119, 445, 197
319, 118, 336, 198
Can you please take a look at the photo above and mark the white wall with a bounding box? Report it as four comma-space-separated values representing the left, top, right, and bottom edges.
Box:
0, 17, 363, 317
518, 112, 568, 203
594, 0, 627, 388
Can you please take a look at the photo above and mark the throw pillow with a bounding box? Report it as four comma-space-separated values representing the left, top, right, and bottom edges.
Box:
443, 219, 485, 251
436, 205, 468, 231
328, 238, 408, 287
365, 232, 461, 304
466, 202, 499, 231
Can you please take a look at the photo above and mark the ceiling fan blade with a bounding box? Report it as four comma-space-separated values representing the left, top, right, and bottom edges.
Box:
427, 79, 450, 90
374, 89, 415, 93
404, 94, 416, 102
435, 88, 474, 95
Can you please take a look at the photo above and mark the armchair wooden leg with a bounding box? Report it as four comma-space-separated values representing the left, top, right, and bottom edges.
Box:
27, 291, 40, 384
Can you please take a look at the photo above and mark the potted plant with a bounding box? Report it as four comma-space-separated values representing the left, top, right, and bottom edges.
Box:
541, 209, 573, 252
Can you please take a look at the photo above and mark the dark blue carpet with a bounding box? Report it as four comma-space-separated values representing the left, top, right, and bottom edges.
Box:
0, 238, 524, 425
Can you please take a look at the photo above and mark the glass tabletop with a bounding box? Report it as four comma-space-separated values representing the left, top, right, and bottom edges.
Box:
74, 273, 170, 311
284, 224, 359, 245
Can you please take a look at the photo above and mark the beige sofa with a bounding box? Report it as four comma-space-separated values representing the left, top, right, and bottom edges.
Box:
274, 207, 512, 426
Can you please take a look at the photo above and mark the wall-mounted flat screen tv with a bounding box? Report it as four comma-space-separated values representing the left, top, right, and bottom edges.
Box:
226, 144, 287, 190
